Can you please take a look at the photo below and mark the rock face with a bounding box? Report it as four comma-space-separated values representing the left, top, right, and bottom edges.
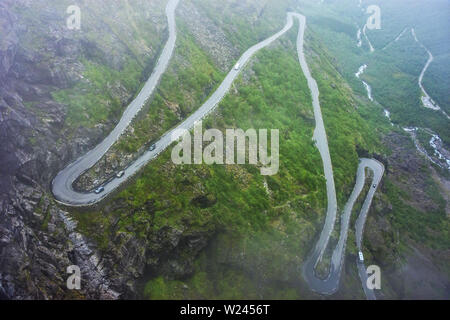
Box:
0, 0, 167, 299
0, 0, 249, 299
178, 0, 240, 72
3, 0, 446, 301
0, 0, 118, 299
0, 186, 120, 299
363, 132, 450, 299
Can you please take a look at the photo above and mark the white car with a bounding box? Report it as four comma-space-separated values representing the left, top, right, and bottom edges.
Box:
358, 251, 364, 262
234, 63, 240, 70
116, 171, 125, 178
94, 186, 105, 194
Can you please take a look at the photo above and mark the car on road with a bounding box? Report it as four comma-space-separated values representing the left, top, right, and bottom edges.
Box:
358, 251, 364, 263
116, 170, 125, 178
94, 186, 105, 194
149, 144, 156, 151
234, 63, 240, 70
372, 183, 377, 188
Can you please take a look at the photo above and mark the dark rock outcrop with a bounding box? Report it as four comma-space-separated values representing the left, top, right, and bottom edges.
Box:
0, 0, 166, 299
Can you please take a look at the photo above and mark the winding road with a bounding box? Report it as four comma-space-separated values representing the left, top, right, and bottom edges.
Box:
293, 14, 384, 296
53, 0, 296, 206
411, 28, 450, 119
52, 0, 384, 298
53, 0, 180, 206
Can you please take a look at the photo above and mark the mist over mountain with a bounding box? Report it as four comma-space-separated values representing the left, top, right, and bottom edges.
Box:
0, 0, 448, 300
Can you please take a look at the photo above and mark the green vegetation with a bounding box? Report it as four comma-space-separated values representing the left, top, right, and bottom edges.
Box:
305, 27, 388, 205
364, 0, 450, 113
114, 24, 225, 154
73, 18, 386, 299
143, 248, 303, 299
63, 0, 448, 299
299, 0, 450, 143
194, 0, 293, 50
363, 32, 450, 143
385, 178, 448, 251
52, 59, 142, 129
13, 0, 167, 134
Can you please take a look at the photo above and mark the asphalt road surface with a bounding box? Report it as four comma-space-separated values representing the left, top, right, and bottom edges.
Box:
52, 2, 297, 206
51, 3, 384, 299
293, 14, 384, 297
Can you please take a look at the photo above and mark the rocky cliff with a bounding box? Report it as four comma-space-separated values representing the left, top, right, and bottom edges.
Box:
1, 0, 448, 300
0, 0, 253, 300
0, 0, 167, 299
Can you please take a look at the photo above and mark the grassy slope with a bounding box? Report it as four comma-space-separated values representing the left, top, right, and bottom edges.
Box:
45, 0, 168, 133
114, 23, 225, 154
116, 23, 384, 299
299, 0, 450, 143
52, 59, 142, 129
67, 0, 448, 299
